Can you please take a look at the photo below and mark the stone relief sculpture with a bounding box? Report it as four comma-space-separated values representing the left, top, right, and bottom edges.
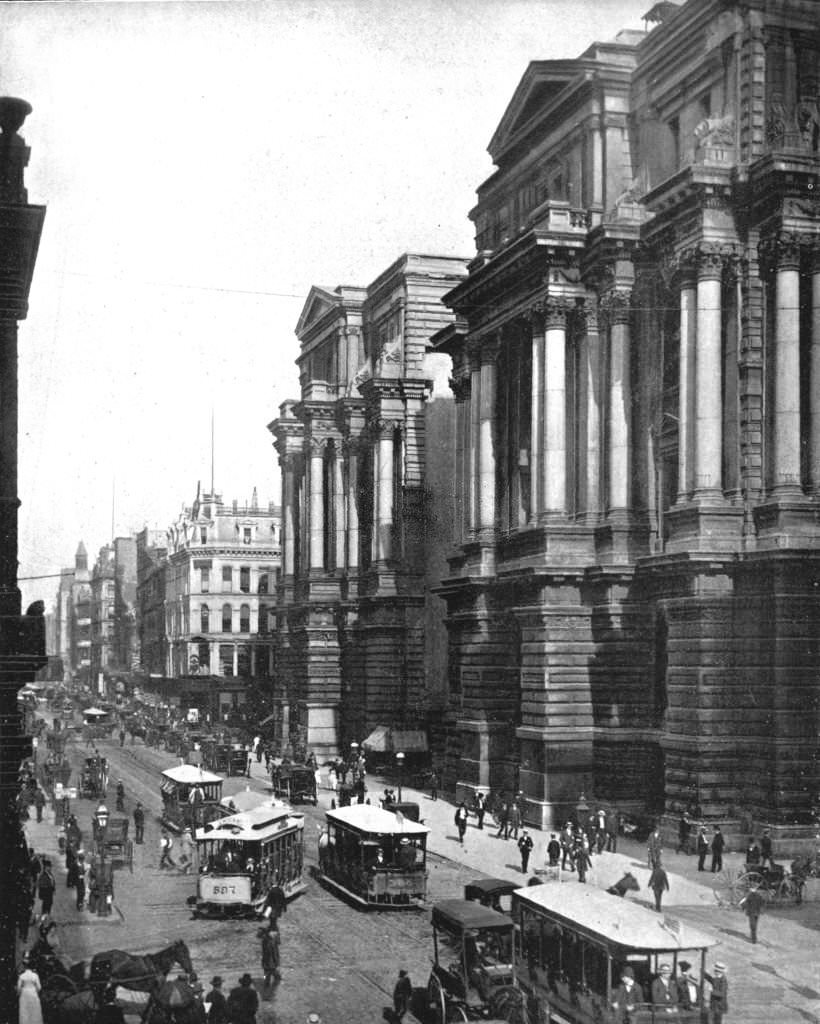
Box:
693, 114, 735, 148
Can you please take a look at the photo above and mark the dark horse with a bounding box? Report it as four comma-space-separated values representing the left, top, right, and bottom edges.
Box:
87, 939, 193, 993
607, 872, 640, 897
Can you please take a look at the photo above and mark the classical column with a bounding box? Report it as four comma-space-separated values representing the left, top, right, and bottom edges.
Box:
308, 439, 325, 571
541, 302, 568, 516
375, 420, 395, 561
694, 245, 725, 497
232, 644, 238, 677
767, 233, 803, 494
450, 368, 470, 544
530, 315, 545, 516
477, 339, 499, 533
281, 455, 296, 578
345, 326, 361, 384
468, 348, 481, 533
582, 302, 601, 519
345, 440, 360, 571
604, 292, 632, 513
677, 262, 697, 501
811, 241, 820, 493
333, 446, 345, 570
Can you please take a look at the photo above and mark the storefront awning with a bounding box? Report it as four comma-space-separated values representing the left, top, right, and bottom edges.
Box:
362, 725, 390, 752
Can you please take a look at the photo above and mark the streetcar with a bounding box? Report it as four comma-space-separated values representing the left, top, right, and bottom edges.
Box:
317, 804, 429, 908
194, 801, 306, 916
514, 883, 717, 1024
159, 764, 227, 833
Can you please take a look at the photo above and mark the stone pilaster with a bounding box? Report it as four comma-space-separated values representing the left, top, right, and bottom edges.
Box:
541, 301, 569, 520
676, 260, 697, 503
579, 301, 602, 523
477, 337, 499, 538
307, 437, 326, 573
694, 244, 725, 500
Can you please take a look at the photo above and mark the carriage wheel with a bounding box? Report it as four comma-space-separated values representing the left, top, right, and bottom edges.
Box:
712, 868, 747, 907
489, 986, 528, 1024
446, 1006, 468, 1023
735, 870, 764, 902
427, 972, 447, 1024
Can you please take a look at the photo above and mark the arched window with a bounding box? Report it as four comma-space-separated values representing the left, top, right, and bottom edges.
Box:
200, 604, 210, 632
239, 604, 250, 633
222, 604, 232, 633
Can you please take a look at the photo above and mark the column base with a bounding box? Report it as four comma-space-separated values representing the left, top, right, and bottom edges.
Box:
753, 494, 820, 549
595, 512, 650, 563
664, 498, 744, 553
305, 573, 342, 602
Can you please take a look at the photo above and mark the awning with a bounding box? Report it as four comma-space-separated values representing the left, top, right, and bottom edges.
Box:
391, 730, 428, 753
362, 725, 390, 752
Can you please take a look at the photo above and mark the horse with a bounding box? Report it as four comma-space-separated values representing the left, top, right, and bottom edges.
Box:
607, 872, 640, 897
86, 939, 193, 994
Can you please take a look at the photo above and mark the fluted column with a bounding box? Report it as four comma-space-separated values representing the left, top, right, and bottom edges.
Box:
477, 339, 498, 533
530, 316, 545, 516
333, 446, 345, 570
677, 263, 697, 501
767, 233, 802, 494
345, 440, 360, 571
581, 302, 601, 519
281, 455, 296, 578
604, 292, 632, 513
694, 246, 724, 497
542, 303, 568, 516
468, 349, 481, 533
308, 439, 325, 571
375, 420, 395, 562
811, 241, 820, 493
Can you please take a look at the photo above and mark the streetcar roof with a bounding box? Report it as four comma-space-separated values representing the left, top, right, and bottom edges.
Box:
515, 885, 718, 952
433, 899, 513, 933
326, 804, 429, 836
195, 802, 304, 841
161, 764, 223, 785
220, 789, 290, 813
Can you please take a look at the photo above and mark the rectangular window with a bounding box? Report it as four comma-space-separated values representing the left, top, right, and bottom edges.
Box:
219, 644, 234, 676
243, 527, 252, 545
201, 568, 210, 594
222, 566, 232, 592
200, 527, 207, 544
239, 567, 250, 593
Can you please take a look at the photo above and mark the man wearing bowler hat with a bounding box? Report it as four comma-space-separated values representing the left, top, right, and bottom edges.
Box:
704, 963, 729, 1023
651, 963, 679, 1011
611, 966, 643, 1021
676, 961, 699, 1011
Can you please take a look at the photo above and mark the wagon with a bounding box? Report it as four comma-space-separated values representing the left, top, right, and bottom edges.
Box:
271, 764, 317, 805
79, 757, 108, 800
713, 860, 804, 907
93, 814, 134, 872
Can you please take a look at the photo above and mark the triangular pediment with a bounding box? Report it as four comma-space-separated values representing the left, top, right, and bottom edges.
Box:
296, 285, 342, 338
488, 60, 581, 163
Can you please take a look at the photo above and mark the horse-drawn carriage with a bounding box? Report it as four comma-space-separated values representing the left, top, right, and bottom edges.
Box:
79, 757, 108, 800
42, 754, 72, 793
271, 763, 317, 805
713, 859, 805, 906
92, 814, 134, 872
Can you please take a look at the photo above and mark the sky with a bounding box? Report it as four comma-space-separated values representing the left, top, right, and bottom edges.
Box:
1, 0, 650, 610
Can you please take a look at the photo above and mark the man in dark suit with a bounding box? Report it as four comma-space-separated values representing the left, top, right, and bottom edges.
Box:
611, 966, 643, 1022
760, 828, 774, 869
676, 961, 699, 1011
696, 827, 709, 871
710, 826, 725, 872
704, 963, 729, 1023
651, 963, 679, 1011
740, 883, 765, 943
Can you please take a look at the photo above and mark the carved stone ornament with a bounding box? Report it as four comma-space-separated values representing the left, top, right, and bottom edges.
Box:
598, 290, 631, 327
373, 417, 403, 437
449, 372, 471, 402
758, 232, 803, 273
694, 242, 732, 280
307, 435, 332, 455
531, 297, 573, 330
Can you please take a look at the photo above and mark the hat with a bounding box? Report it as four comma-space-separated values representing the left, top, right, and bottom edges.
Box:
713, 963, 726, 973
210, 977, 222, 988
307, 1016, 322, 1024
621, 966, 634, 979
659, 964, 672, 975
679, 962, 691, 973
21, 953, 30, 964
239, 974, 253, 987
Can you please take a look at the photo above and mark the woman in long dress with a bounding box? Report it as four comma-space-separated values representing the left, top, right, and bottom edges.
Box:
17, 955, 43, 1024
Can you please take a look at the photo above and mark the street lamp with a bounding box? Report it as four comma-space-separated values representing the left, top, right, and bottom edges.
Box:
94, 803, 110, 917
396, 751, 405, 803
576, 792, 589, 828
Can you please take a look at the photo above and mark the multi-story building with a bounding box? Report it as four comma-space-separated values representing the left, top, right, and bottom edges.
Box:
435, 0, 820, 847
69, 542, 92, 686
89, 536, 138, 693
164, 488, 281, 704
270, 253, 467, 759
136, 527, 167, 677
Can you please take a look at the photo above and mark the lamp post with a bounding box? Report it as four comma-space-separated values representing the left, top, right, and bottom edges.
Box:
94, 802, 109, 917
396, 751, 405, 803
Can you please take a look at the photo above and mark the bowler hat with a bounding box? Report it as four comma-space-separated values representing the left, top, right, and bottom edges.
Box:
621, 966, 634, 979
210, 977, 222, 988
679, 961, 691, 973
239, 973, 253, 987
713, 962, 726, 972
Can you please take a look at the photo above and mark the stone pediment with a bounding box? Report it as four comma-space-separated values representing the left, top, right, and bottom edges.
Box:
488, 61, 579, 162
296, 285, 343, 338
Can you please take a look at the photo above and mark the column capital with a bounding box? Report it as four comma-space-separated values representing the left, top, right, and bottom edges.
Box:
580, 297, 599, 334
449, 370, 471, 402
307, 436, 331, 455
533, 298, 573, 330
279, 452, 300, 473
758, 231, 802, 274
373, 417, 402, 438
692, 242, 734, 281
672, 249, 698, 289
478, 335, 501, 365
599, 290, 631, 328
343, 325, 361, 337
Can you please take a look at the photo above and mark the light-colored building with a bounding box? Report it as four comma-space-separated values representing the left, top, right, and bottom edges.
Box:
89, 536, 138, 693
435, 0, 820, 847
270, 253, 468, 759
164, 488, 282, 693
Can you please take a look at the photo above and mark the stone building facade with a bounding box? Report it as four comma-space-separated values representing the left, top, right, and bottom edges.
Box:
89, 536, 138, 692
52, 542, 92, 685
435, 0, 820, 844
136, 527, 168, 677
163, 488, 281, 683
270, 253, 467, 759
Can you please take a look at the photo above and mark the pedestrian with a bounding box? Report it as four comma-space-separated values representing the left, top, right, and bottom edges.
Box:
575, 842, 592, 883
595, 809, 607, 853
226, 973, 258, 1024
560, 822, 574, 869
518, 829, 534, 873
647, 826, 663, 869
17, 953, 43, 1024
546, 833, 561, 867
66, 844, 79, 889
454, 803, 468, 845
508, 802, 521, 841
133, 803, 145, 844
178, 828, 194, 874
710, 826, 725, 873
474, 792, 485, 830
429, 771, 438, 802
745, 836, 761, 866
254, 735, 262, 763
676, 812, 690, 854
159, 830, 176, 870
605, 808, 618, 853
116, 781, 125, 812
649, 864, 670, 911
696, 827, 709, 871
119, 728, 126, 747
36, 860, 56, 919
75, 852, 88, 911
611, 965, 642, 1022
205, 976, 228, 1024
760, 828, 774, 869
740, 882, 765, 943
33, 788, 46, 824
676, 961, 699, 1012
651, 963, 679, 1011
393, 968, 412, 1020
704, 962, 729, 1024
495, 802, 509, 841
259, 922, 280, 992
328, 766, 337, 794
